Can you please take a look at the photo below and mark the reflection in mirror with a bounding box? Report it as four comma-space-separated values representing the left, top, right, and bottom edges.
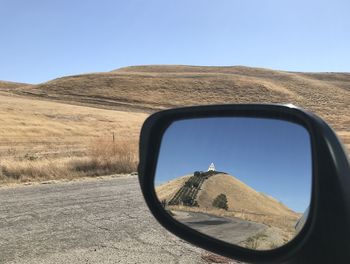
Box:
155, 117, 312, 250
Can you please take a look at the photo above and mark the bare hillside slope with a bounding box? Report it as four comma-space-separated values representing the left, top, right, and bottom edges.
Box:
156, 173, 297, 219
0, 80, 31, 90
1, 65, 349, 150
197, 173, 296, 218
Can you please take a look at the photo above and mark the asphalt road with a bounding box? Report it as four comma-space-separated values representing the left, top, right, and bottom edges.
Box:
174, 211, 266, 245
0, 176, 215, 264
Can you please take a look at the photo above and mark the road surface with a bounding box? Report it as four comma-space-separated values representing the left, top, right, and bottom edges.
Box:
0, 176, 225, 264
174, 211, 266, 245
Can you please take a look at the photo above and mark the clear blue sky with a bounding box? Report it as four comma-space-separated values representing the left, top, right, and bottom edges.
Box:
155, 118, 312, 213
1, 0, 349, 84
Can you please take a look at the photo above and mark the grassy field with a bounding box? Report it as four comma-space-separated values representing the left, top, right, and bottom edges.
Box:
3, 65, 349, 150
0, 65, 348, 183
0, 93, 146, 183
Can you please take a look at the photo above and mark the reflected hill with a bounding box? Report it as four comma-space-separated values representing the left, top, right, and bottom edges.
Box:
156, 171, 299, 233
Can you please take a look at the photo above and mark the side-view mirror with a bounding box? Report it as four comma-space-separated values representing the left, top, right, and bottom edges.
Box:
138, 104, 350, 264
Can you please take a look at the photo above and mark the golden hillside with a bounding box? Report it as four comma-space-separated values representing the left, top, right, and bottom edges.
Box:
0, 94, 146, 148
198, 174, 296, 217
0, 80, 31, 90
0, 64, 348, 181
0, 93, 146, 183
156, 173, 297, 219
156, 174, 192, 201
2, 65, 348, 151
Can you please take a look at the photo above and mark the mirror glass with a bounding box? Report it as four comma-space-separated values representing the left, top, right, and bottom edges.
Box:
154, 117, 312, 250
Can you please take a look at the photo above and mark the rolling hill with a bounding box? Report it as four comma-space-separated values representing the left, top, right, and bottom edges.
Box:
156, 171, 300, 247
156, 172, 297, 220
0, 65, 348, 182
156, 170, 305, 250
1, 65, 348, 151
0, 80, 31, 90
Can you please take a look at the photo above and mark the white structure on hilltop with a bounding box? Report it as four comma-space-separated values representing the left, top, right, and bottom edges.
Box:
208, 162, 216, 172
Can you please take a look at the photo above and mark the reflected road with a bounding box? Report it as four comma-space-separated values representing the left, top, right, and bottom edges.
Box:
173, 211, 267, 244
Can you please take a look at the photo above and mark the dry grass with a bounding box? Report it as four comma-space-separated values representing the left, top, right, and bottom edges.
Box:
0, 80, 30, 90
5, 66, 348, 113
0, 65, 348, 183
197, 174, 297, 218
2, 65, 348, 152
0, 93, 146, 159
71, 139, 138, 176
243, 232, 268, 250
201, 252, 238, 263
0, 158, 72, 182
0, 94, 146, 147
0, 93, 144, 183
0, 139, 138, 183
156, 173, 298, 231
155, 174, 192, 199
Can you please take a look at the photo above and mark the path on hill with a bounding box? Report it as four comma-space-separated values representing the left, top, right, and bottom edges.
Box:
0, 176, 241, 264
173, 211, 266, 245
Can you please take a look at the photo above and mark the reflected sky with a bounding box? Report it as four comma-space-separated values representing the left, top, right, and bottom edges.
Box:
155, 117, 312, 213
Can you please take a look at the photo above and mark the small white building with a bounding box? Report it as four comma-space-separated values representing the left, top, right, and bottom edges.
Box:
208, 162, 216, 172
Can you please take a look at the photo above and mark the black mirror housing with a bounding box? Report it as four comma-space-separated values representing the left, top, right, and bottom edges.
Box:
138, 104, 350, 264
